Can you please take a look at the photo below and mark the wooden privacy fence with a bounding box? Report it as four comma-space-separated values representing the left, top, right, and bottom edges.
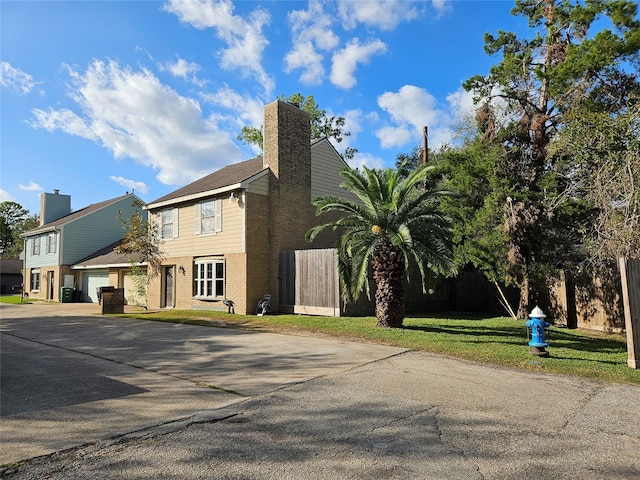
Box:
279, 249, 341, 316
619, 257, 640, 369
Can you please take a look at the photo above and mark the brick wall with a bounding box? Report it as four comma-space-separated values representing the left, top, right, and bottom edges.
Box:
263, 101, 315, 309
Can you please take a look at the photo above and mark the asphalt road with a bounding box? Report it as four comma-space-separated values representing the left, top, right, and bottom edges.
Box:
1, 302, 639, 479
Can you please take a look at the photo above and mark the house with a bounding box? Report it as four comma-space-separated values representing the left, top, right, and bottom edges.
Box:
71, 240, 147, 306
0, 259, 23, 295
22, 191, 143, 302
145, 100, 351, 315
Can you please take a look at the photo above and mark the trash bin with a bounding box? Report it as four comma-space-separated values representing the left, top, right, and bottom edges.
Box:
60, 286, 74, 303
97, 286, 115, 304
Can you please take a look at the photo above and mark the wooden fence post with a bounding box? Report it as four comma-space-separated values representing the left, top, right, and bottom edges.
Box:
619, 257, 640, 369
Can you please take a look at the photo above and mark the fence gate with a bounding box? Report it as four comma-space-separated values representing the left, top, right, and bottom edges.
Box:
279, 249, 341, 316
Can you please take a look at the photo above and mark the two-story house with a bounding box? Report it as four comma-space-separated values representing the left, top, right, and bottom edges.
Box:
145, 100, 351, 315
22, 191, 143, 302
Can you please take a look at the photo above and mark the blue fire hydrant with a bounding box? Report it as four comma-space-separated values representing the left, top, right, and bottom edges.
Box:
525, 306, 551, 357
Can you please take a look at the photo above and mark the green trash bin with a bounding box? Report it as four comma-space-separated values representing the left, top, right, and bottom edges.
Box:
60, 286, 74, 303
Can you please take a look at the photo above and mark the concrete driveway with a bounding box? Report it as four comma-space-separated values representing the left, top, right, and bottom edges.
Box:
0, 302, 406, 464
2, 302, 639, 479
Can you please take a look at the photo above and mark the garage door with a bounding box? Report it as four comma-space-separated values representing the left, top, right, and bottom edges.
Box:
81, 271, 110, 303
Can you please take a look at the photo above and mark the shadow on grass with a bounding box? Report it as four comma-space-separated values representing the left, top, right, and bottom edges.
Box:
403, 322, 627, 356
403, 323, 526, 339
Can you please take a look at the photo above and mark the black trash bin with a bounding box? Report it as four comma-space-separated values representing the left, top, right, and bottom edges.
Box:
97, 286, 115, 304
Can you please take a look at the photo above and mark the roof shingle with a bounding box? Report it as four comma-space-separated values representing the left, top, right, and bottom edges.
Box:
148, 157, 265, 206
25, 194, 138, 235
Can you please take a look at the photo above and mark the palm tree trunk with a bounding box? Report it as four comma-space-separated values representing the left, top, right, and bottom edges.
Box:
373, 244, 405, 328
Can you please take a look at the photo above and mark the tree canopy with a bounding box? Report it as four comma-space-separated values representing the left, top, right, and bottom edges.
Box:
456, 0, 640, 316
238, 93, 356, 160
0, 202, 38, 259
115, 199, 164, 274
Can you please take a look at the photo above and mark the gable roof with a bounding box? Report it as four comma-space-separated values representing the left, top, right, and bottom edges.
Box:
0, 259, 23, 275
24, 193, 140, 236
72, 240, 145, 269
147, 157, 265, 209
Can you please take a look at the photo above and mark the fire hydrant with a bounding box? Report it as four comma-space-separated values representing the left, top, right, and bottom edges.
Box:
525, 306, 551, 357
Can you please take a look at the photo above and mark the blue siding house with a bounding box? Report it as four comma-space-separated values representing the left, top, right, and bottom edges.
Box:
22, 191, 143, 302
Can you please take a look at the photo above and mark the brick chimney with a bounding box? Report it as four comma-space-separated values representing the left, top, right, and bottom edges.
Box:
263, 100, 313, 308
40, 190, 71, 226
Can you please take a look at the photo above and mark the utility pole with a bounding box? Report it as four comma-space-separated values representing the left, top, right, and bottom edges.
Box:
423, 126, 429, 191
422, 126, 428, 165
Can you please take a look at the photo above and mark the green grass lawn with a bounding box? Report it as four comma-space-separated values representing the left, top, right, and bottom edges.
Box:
115, 309, 640, 386
0, 294, 32, 304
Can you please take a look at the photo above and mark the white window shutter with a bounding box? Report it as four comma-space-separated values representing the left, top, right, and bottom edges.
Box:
173, 208, 179, 238
215, 199, 222, 232
194, 203, 201, 235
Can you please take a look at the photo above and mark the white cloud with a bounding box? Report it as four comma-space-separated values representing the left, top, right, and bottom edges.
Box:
285, 2, 339, 85
164, 0, 273, 95
347, 151, 385, 171
375, 85, 450, 148
285, 44, 325, 85
161, 57, 208, 87
339, 109, 363, 150
375, 125, 412, 149
201, 86, 264, 127
0, 189, 15, 202
0, 62, 36, 94
30, 59, 243, 186
338, 0, 420, 30
431, 0, 452, 17
446, 87, 475, 115
110, 176, 149, 194
330, 38, 387, 89
19, 181, 43, 191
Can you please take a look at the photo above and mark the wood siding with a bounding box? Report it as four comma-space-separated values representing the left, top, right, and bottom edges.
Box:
246, 174, 269, 196
310, 140, 354, 201
24, 235, 59, 268
61, 197, 141, 265
157, 198, 245, 258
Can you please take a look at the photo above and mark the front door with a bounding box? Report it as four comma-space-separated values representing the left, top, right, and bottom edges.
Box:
47, 271, 55, 300
163, 266, 174, 308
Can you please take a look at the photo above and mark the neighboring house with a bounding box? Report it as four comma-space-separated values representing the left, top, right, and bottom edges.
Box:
0, 259, 23, 294
145, 100, 352, 315
22, 191, 143, 302
72, 240, 147, 305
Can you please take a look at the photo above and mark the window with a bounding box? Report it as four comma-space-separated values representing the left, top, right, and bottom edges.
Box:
194, 259, 224, 299
31, 236, 41, 256
157, 209, 178, 240
46, 232, 57, 254
30, 269, 40, 291
194, 199, 222, 235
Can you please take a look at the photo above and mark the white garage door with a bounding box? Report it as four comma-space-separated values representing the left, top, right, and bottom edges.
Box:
82, 271, 110, 303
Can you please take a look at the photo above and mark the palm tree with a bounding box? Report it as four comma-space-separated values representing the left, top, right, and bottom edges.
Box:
306, 164, 455, 328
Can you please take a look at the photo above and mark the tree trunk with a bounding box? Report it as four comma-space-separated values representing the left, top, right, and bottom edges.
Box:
373, 244, 405, 328
517, 277, 530, 320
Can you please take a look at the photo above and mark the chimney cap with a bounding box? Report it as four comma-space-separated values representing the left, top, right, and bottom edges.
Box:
53, 189, 59, 194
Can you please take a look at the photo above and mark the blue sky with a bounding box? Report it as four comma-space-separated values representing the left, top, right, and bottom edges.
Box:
1, 0, 527, 215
